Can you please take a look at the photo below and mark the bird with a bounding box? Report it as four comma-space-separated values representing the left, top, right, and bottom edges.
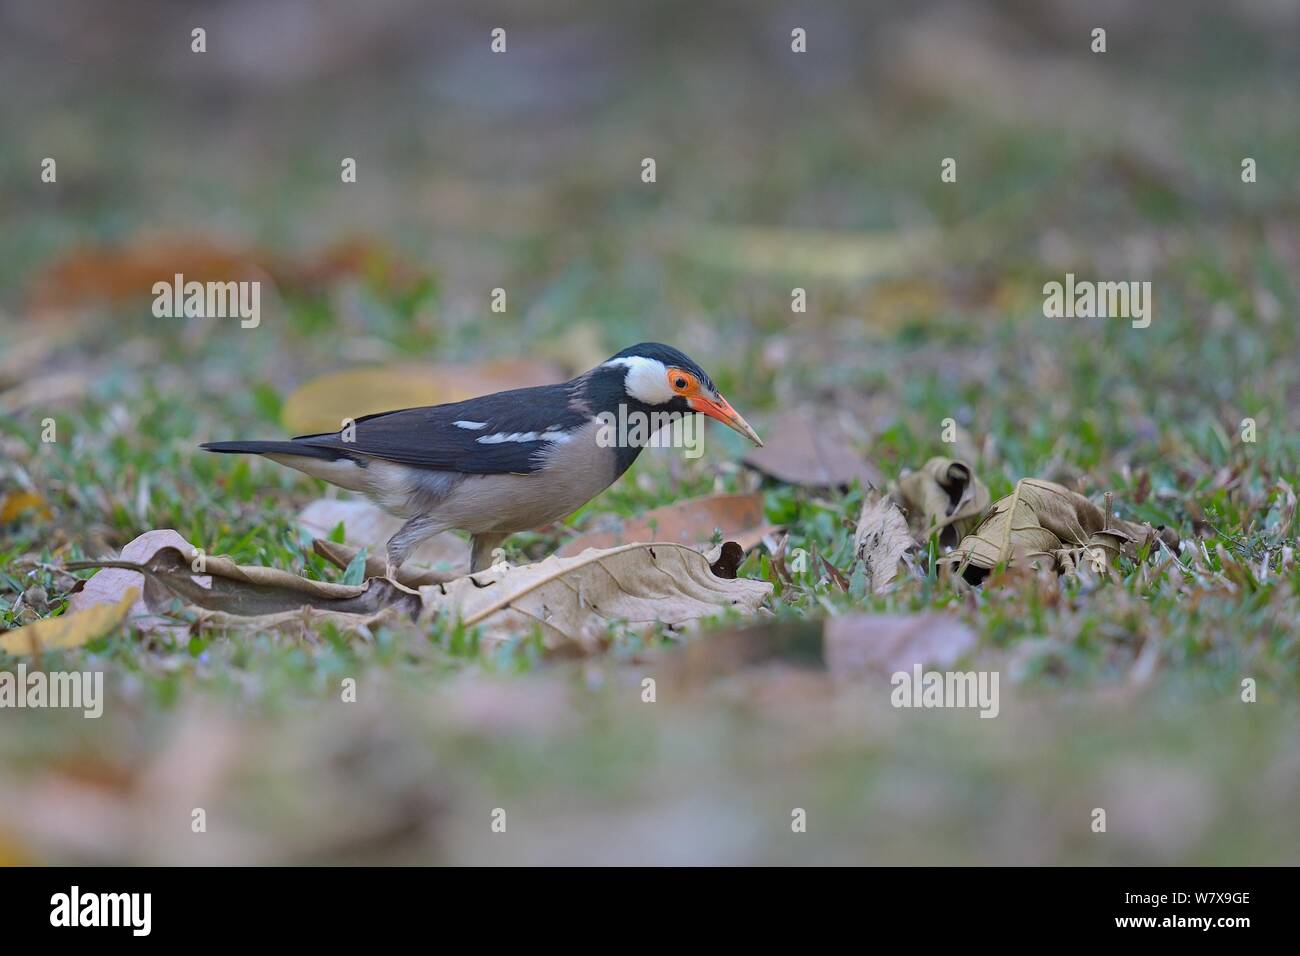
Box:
201, 343, 763, 577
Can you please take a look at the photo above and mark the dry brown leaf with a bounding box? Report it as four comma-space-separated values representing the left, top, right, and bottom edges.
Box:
420, 542, 771, 648
743, 411, 881, 489
298, 498, 467, 573
941, 479, 1159, 584
854, 493, 916, 593
0, 589, 138, 656
67, 529, 196, 633
64, 547, 420, 619
28, 237, 267, 315
558, 493, 774, 556
280, 359, 561, 434
822, 613, 976, 679
895, 457, 990, 548
26, 235, 415, 316
820, 554, 850, 592
706, 541, 745, 580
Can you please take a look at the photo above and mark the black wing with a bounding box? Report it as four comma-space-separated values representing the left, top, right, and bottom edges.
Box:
290, 382, 588, 475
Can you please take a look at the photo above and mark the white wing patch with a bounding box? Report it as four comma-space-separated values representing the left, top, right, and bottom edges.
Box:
477, 431, 537, 444
454, 420, 489, 430
477, 427, 571, 444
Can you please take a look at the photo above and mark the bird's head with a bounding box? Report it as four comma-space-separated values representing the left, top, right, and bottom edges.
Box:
600, 343, 763, 447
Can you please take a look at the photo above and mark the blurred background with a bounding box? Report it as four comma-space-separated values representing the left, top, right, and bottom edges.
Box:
1, 0, 1298, 864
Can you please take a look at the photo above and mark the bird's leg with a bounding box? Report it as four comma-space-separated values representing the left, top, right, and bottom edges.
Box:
385, 514, 445, 583
469, 533, 509, 574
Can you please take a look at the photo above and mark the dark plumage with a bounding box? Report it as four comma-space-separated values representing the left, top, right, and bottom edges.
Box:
202, 343, 762, 577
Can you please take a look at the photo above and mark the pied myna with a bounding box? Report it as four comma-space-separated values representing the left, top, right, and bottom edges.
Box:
202, 343, 762, 576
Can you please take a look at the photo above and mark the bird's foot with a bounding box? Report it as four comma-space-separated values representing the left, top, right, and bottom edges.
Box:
380, 560, 423, 596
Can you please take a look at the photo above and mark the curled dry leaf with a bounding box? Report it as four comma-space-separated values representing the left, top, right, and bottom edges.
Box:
64, 546, 421, 620
420, 542, 771, 649
743, 411, 882, 489
558, 492, 774, 556
895, 457, 990, 548
854, 493, 917, 593
706, 541, 745, 580
0, 589, 138, 656
941, 478, 1166, 584
67, 528, 197, 634
281, 359, 561, 434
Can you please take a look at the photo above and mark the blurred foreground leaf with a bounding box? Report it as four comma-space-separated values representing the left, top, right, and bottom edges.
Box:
0, 588, 137, 656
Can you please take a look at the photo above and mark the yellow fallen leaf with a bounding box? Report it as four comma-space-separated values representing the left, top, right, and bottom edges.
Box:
0, 588, 138, 656
0, 490, 52, 523
281, 359, 561, 434
0, 826, 32, 866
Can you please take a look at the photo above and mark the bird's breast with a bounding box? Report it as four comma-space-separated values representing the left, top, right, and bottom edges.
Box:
431, 418, 622, 533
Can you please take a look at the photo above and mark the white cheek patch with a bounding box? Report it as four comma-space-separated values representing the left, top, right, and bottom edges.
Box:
603, 356, 673, 404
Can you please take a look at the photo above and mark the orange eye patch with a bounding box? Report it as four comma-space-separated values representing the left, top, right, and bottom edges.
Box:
667, 368, 700, 395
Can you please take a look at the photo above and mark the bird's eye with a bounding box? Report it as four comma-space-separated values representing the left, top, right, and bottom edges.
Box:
675, 378, 687, 389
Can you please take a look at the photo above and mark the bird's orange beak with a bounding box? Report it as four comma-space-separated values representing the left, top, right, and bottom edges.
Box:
689, 393, 763, 447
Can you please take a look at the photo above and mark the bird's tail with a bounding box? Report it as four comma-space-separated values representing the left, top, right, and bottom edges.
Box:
199, 440, 342, 460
